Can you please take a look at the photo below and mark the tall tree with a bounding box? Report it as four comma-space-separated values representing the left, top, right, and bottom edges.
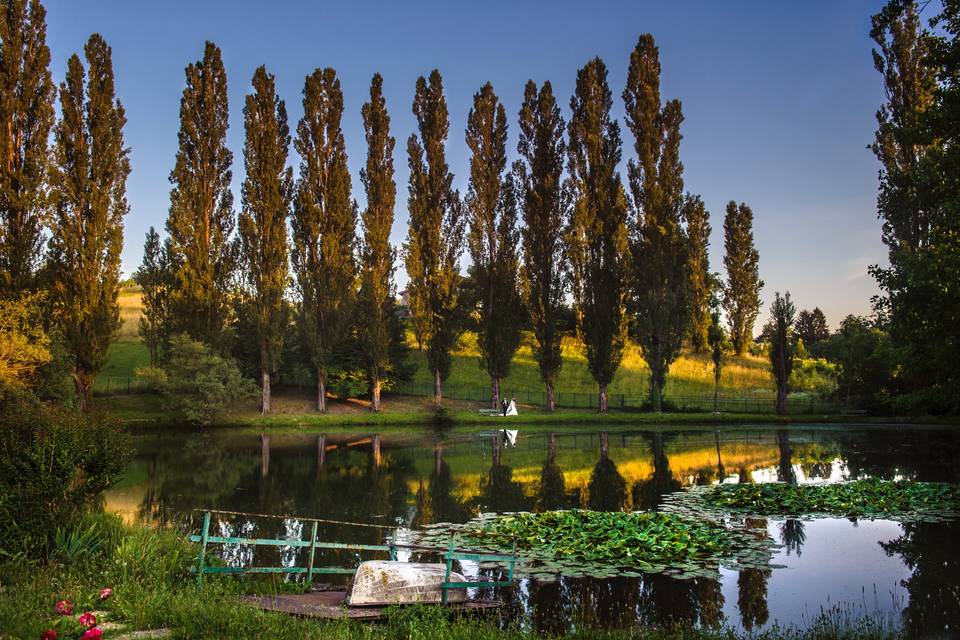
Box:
769, 291, 796, 415
0, 0, 54, 295
465, 82, 523, 410
623, 34, 691, 412
48, 34, 130, 410
795, 307, 829, 347
164, 41, 236, 348
707, 305, 726, 413
290, 67, 356, 413
516, 80, 568, 412
358, 73, 396, 412
133, 227, 170, 365
404, 70, 464, 404
567, 57, 628, 412
722, 201, 763, 355
237, 66, 292, 414
685, 195, 711, 351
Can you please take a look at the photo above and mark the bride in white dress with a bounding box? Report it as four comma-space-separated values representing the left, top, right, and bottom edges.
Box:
505, 398, 518, 416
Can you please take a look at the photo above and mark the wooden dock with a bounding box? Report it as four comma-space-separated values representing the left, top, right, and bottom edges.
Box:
240, 590, 503, 621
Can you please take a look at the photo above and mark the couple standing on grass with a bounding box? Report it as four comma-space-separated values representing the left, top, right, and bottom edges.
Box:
500, 396, 518, 417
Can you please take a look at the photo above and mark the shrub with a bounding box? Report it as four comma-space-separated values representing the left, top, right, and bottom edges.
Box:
137, 335, 258, 425
0, 385, 130, 557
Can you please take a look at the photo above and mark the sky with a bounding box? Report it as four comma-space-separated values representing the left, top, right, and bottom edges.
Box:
44, 0, 903, 328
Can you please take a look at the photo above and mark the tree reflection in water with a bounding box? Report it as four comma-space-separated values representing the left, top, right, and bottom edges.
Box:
738, 517, 771, 631
537, 432, 567, 511
587, 433, 627, 511
632, 432, 681, 510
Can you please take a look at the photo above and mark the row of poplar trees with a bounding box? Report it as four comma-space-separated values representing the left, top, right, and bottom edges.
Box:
0, 0, 129, 411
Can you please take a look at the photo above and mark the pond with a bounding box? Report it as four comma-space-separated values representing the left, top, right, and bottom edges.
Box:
104, 424, 960, 637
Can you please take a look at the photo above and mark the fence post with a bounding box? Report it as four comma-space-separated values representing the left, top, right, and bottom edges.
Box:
306, 520, 318, 589
196, 510, 211, 590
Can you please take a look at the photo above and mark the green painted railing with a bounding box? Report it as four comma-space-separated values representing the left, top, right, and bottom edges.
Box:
188, 509, 518, 601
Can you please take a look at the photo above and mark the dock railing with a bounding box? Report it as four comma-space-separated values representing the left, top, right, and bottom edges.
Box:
188, 509, 518, 601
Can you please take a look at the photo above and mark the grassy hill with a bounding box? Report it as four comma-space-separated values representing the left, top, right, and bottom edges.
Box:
99, 287, 774, 403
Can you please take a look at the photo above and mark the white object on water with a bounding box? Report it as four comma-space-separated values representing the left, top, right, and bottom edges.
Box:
502, 429, 518, 447
348, 560, 467, 606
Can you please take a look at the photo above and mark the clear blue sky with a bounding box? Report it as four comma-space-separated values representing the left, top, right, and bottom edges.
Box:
45, 0, 898, 327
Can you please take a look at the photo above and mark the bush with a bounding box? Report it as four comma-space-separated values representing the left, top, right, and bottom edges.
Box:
137, 335, 258, 426
0, 385, 130, 557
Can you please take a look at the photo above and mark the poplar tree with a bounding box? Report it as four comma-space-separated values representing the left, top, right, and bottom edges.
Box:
516, 80, 568, 412
48, 34, 130, 410
722, 201, 763, 355
238, 66, 292, 414
566, 57, 628, 412
291, 67, 356, 413
465, 82, 523, 409
404, 70, 464, 404
133, 227, 170, 365
0, 0, 54, 295
685, 195, 711, 351
359, 73, 397, 412
769, 291, 796, 415
623, 34, 691, 412
707, 307, 726, 412
164, 41, 235, 348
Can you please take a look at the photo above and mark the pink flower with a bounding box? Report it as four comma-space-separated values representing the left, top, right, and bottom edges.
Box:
98, 587, 112, 600
54, 600, 73, 615
81, 629, 102, 640
40, 630, 57, 640
78, 612, 97, 628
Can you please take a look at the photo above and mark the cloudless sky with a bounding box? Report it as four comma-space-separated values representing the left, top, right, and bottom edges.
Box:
45, 0, 902, 328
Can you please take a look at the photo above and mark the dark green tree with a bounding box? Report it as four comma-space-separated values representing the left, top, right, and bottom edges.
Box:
465, 82, 523, 409
164, 42, 236, 349
237, 66, 292, 414
516, 80, 568, 412
133, 227, 170, 365
795, 307, 829, 347
566, 57, 628, 412
403, 70, 464, 404
821, 314, 895, 410
722, 201, 763, 355
48, 34, 130, 411
291, 67, 356, 413
769, 291, 796, 415
623, 35, 691, 412
0, 0, 54, 296
359, 73, 397, 412
707, 303, 726, 413
685, 195, 711, 351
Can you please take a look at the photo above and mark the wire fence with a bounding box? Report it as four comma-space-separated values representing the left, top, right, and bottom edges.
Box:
94, 375, 843, 415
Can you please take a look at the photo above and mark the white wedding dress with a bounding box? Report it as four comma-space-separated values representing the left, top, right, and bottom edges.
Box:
505, 400, 518, 416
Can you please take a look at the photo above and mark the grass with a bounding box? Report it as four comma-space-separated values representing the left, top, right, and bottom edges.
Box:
0, 513, 902, 640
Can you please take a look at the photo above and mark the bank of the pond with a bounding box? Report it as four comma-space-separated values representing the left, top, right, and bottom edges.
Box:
0, 520, 901, 640
99, 393, 948, 436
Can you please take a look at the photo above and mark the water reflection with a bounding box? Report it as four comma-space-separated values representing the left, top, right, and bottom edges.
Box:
105, 425, 960, 637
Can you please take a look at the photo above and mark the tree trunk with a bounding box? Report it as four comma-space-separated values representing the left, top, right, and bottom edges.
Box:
546, 379, 555, 413
600, 431, 609, 459
651, 377, 663, 413
372, 433, 381, 468
261, 370, 271, 414
371, 376, 381, 413
317, 369, 327, 413
776, 386, 787, 415
74, 375, 91, 412
433, 368, 442, 404
598, 383, 608, 413
261, 434, 270, 477
547, 432, 557, 464
491, 433, 501, 467
713, 379, 720, 413
491, 376, 500, 410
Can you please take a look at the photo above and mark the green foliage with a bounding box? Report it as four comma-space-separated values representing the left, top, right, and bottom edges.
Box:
358, 73, 399, 411
567, 57, 629, 411
789, 356, 839, 396
516, 80, 568, 410
623, 34, 692, 412
795, 308, 829, 350
705, 478, 960, 519
164, 41, 236, 350
291, 67, 357, 412
820, 315, 895, 410
768, 292, 796, 414
0, 384, 129, 557
238, 65, 293, 412
404, 70, 465, 400
0, 290, 51, 386
137, 334, 256, 425
466, 82, 524, 405
0, 0, 55, 295
133, 227, 170, 365
48, 33, 130, 410
685, 196, 712, 351
722, 201, 763, 356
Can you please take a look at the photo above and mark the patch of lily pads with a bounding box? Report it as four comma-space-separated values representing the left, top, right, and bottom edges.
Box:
695, 478, 960, 521
411, 509, 779, 583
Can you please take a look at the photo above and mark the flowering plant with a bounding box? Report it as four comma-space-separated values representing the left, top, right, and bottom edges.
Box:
43, 588, 112, 640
